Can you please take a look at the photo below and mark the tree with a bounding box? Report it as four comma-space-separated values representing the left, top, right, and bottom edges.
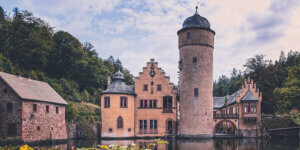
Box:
65, 103, 79, 122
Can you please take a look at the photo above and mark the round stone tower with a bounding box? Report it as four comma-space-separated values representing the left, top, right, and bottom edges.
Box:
178, 8, 215, 138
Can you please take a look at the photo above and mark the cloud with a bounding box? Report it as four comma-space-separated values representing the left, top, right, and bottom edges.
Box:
2, 0, 300, 84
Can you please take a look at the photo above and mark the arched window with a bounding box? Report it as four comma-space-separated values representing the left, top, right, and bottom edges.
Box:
117, 117, 123, 129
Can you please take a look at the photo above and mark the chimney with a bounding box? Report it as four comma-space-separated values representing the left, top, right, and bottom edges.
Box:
107, 76, 111, 86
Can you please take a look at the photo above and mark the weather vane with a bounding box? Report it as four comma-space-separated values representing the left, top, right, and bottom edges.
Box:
196, 1, 206, 13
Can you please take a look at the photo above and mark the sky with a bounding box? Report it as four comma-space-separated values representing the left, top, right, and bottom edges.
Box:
1, 0, 300, 84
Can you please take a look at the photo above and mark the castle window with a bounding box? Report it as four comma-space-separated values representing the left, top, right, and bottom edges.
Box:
37, 126, 40, 131
150, 120, 153, 130
120, 97, 128, 108
157, 84, 162, 91
144, 100, 148, 108
163, 96, 173, 112
46, 105, 49, 113
117, 117, 123, 129
104, 97, 110, 108
187, 32, 191, 43
6, 102, 12, 112
153, 100, 157, 108
193, 57, 197, 64
154, 120, 157, 130
140, 100, 143, 108
33, 104, 37, 112
109, 128, 113, 132
149, 100, 153, 108
56, 107, 59, 114
143, 84, 148, 91
194, 88, 198, 98
7, 123, 16, 136
128, 128, 131, 132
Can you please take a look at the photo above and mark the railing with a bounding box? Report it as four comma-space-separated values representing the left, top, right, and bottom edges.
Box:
139, 129, 158, 134
213, 114, 239, 119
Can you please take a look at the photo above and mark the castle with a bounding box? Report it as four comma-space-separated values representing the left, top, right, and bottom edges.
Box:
100, 8, 262, 138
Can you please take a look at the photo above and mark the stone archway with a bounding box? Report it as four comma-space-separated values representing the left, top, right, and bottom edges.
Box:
214, 120, 237, 136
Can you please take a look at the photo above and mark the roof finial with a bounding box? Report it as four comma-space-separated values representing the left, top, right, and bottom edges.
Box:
196, 5, 198, 13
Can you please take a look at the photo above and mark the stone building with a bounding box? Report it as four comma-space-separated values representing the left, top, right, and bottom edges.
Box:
0, 71, 68, 142
177, 8, 215, 138
101, 59, 177, 138
213, 78, 262, 137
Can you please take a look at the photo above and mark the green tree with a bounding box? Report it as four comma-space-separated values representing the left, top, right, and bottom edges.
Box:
65, 103, 79, 122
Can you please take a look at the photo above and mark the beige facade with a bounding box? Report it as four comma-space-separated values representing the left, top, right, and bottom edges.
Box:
101, 94, 135, 138
135, 59, 177, 137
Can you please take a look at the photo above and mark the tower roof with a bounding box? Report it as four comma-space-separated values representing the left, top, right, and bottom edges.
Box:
101, 70, 135, 95
182, 11, 210, 29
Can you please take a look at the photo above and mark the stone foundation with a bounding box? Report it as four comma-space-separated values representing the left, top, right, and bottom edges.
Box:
238, 129, 257, 137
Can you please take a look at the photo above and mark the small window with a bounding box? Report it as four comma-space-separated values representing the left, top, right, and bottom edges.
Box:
128, 128, 131, 132
194, 88, 198, 98
140, 100, 143, 108
56, 107, 59, 114
144, 100, 148, 108
117, 117, 123, 129
154, 120, 157, 130
144, 120, 147, 130
143, 84, 148, 91
149, 100, 153, 108
6, 102, 13, 112
37, 126, 40, 131
33, 104, 37, 112
193, 57, 197, 64
157, 84, 162, 91
109, 128, 113, 132
150, 120, 153, 130
46, 105, 49, 113
120, 97, 128, 108
104, 97, 110, 108
153, 100, 157, 108
139, 120, 143, 130
187, 32, 191, 43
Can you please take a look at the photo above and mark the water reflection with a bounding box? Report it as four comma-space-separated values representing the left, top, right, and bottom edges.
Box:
29, 138, 300, 150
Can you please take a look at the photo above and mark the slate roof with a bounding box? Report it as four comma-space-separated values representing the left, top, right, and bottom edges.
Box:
241, 91, 259, 101
182, 12, 210, 29
213, 97, 225, 109
0, 71, 67, 105
213, 90, 258, 109
101, 71, 135, 95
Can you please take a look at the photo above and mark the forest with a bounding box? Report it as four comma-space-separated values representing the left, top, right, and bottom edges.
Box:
213, 51, 300, 114
0, 7, 299, 118
0, 7, 134, 121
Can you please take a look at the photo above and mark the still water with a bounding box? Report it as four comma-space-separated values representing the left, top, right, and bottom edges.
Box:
36, 138, 299, 150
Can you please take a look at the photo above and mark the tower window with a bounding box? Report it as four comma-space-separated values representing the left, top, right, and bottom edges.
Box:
104, 97, 110, 108
140, 100, 143, 108
120, 97, 128, 108
194, 88, 198, 98
56, 107, 59, 114
143, 84, 148, 91
187, 32, 191, 43
193, 57, 197, 64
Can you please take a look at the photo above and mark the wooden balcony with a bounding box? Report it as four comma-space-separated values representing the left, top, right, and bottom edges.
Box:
213, 114, 239, 119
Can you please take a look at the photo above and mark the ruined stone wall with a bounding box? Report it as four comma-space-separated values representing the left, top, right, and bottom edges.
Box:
22, 101, 67, 142
0, 80, 22, 139
101, 94, 135, 138
178, 29, 214, 137
135, 59, 177, 137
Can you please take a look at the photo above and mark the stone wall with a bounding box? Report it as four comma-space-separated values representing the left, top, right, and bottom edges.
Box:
22, 101, 67, 142
66, 122, 100, 139
0, 80, 22, 139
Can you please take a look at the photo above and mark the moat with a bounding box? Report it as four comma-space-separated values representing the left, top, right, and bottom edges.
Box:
21, 138, 300, 150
